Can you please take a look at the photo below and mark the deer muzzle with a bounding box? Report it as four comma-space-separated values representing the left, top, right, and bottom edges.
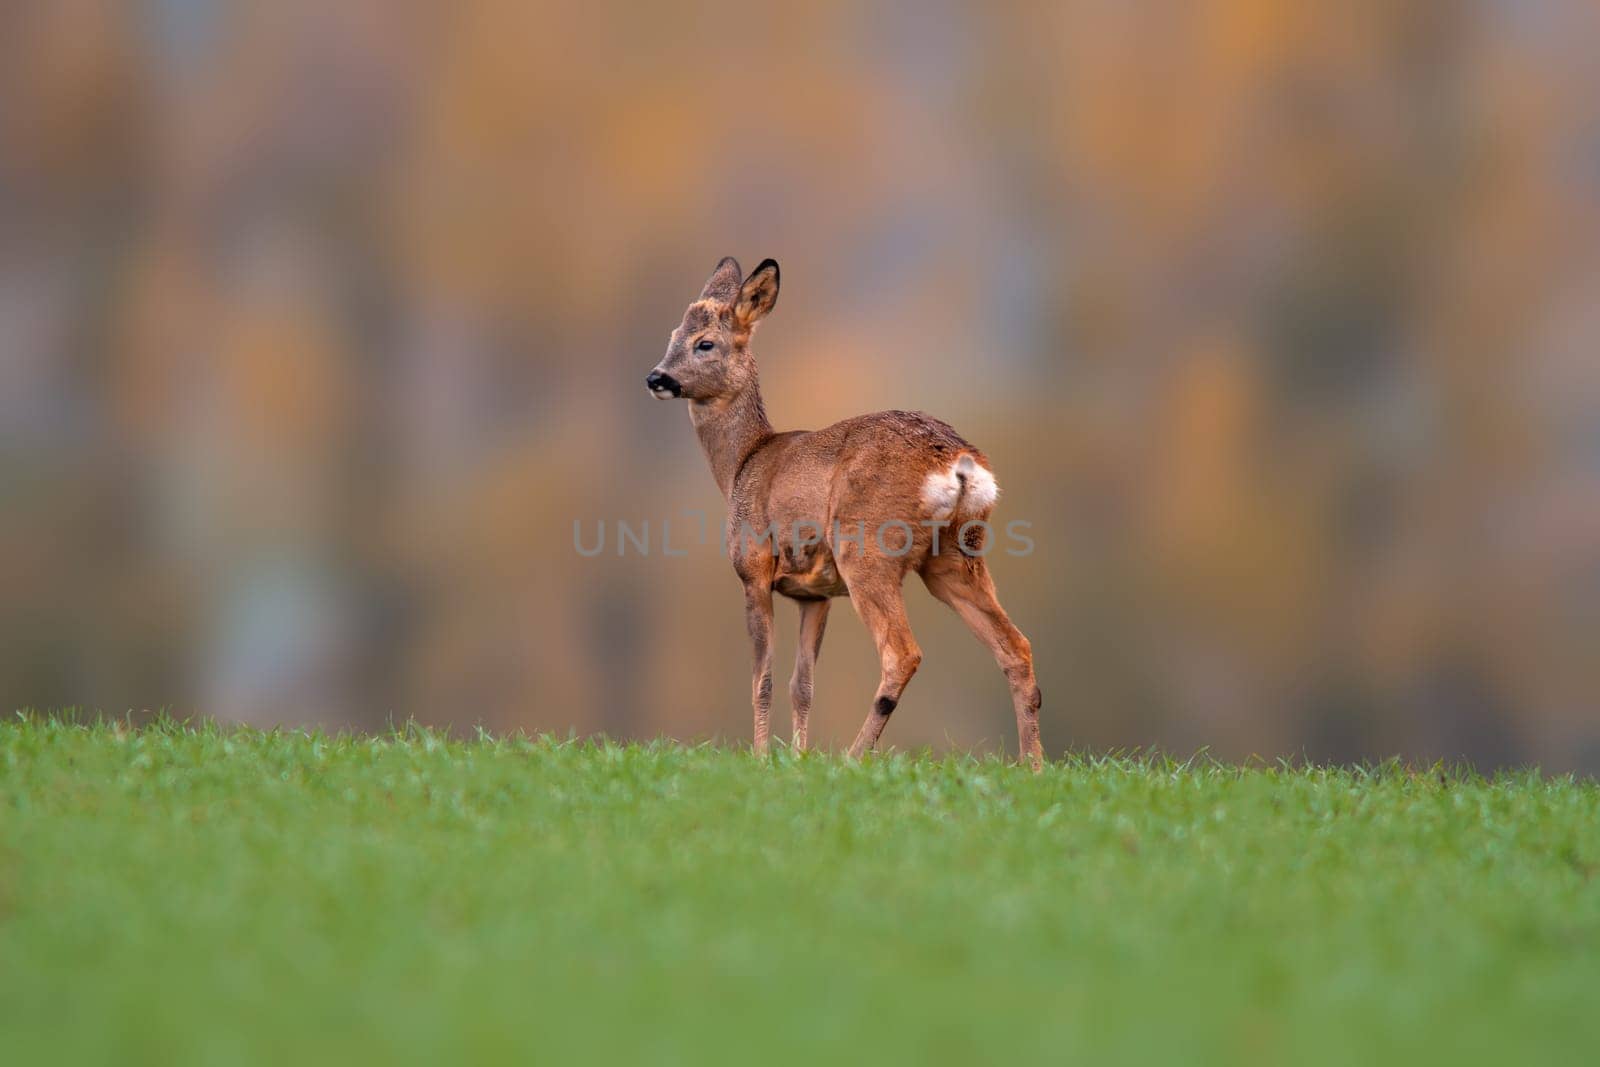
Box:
645, 370, 682, 399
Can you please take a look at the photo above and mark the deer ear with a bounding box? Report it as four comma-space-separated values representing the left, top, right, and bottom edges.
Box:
699, 256, 743, 303
734, 259, 780, 327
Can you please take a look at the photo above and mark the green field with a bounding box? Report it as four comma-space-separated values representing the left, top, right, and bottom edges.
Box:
2, 718, 1596, 1065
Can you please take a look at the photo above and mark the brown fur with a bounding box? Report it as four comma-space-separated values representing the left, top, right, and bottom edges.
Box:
648, 257, 1043, 770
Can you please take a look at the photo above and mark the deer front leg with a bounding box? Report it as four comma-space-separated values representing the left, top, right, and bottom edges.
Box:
744, 582, 775, 756
789, 598, 830, 752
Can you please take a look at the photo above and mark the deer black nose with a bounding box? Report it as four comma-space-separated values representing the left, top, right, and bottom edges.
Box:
646, 370, 681, 398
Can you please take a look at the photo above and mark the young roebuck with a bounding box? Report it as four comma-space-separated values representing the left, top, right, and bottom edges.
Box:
646, 257, 1043, 770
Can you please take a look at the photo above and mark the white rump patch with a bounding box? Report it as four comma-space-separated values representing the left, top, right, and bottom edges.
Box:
921, 453, 999, 519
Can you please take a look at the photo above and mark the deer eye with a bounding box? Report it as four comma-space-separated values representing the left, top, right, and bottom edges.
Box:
695, 339, 715, 352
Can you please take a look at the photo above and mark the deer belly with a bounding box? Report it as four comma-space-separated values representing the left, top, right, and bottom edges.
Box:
774, 547, 848, 599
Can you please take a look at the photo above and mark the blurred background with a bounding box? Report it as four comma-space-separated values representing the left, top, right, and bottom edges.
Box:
3, 0, 1598, 770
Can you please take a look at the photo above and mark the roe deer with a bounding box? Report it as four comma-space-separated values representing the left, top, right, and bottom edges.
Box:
646, 257, 1043, 770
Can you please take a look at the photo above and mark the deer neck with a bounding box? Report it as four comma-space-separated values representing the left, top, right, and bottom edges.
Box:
689, 379, 774, 500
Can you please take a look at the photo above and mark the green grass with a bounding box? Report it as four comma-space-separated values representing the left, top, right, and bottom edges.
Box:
2, 717, 1597, 1065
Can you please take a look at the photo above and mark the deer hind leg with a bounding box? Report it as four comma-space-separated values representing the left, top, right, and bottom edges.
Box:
922, 555, 1044, 771
744, 582, 776, 756
843, 573, 921, 759
789, 598, 830, 752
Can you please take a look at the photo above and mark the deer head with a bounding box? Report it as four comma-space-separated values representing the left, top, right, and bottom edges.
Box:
646, 256, 780, 402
